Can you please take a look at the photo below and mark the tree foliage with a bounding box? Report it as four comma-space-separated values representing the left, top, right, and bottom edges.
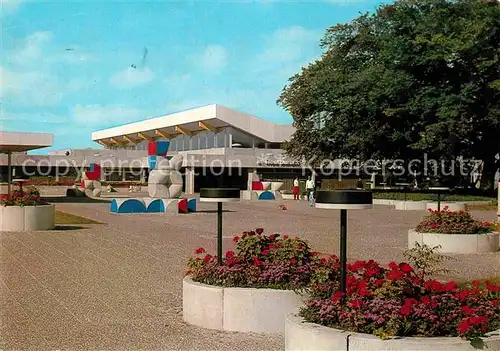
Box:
278, 0, 500, 190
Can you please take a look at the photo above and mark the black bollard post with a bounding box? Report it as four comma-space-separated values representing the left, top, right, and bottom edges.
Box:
340, 209, 347, 296
217, 201, 223, 265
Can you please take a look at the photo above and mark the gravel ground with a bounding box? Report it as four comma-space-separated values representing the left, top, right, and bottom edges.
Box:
1, 197, 498, 350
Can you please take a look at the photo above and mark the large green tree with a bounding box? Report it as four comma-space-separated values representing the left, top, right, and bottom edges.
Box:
279, 0, 500, 190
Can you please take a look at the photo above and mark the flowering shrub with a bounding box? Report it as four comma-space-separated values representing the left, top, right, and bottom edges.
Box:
416, 207, 493, 234
186, 229, 333, 290
300, 259, 500, 340
0, 186, 45, 207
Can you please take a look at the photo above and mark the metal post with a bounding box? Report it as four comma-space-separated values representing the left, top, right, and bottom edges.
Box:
217, 201, 223, 265
340, 209, 347, 297
437, 192, 441, 211
7, 151, 12, 199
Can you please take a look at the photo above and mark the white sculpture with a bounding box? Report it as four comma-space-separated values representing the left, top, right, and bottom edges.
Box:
147, 155, 183, 198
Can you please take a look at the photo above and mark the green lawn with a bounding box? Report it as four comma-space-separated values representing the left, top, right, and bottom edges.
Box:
55, 211, 103, 225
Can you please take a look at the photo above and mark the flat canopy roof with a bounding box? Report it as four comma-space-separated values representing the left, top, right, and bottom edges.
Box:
0, 132, 54, 153
91, 104, 295, 147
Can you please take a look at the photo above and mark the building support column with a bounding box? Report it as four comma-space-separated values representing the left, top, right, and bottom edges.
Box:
7, 151, 12, 198
185, 167, 195, 194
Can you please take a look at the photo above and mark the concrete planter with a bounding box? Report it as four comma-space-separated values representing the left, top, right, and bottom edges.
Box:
183, 276, 303, 333
285, 314, 500, 351
282, 194, 306, 200
408, 229, 499, 254
0, 204, 55, 231
426, 202, 467, 211
394, 200, 428, 211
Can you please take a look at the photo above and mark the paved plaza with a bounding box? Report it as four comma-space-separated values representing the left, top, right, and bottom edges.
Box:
1, 198, 499, 350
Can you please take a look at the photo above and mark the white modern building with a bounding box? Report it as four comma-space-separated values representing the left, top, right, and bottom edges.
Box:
0, 105, 355, 193
90, 104, 306, 192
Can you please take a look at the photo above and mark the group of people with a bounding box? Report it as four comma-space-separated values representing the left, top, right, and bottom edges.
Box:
292, 176, 316, 206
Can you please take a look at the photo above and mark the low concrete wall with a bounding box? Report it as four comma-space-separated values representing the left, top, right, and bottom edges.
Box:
408, 229, 499, 254
0, 204, 55, 231
373, 199, 396, 206
426, 202, 467, 211
394, 201, 428, 211
183, 277, 303, 333
285, 314, 500, 351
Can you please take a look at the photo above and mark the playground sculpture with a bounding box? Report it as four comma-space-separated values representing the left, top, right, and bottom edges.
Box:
109, 140, 196, 214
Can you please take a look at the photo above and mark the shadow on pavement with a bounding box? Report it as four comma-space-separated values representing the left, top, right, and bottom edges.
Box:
43, 196, 110, 204
53, 225, 91, 231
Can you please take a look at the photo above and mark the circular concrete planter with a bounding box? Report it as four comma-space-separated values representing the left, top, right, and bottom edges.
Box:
0, 204, 55, 231
285, 314, 500, 351
394, 200, 428, 211
408, 229, 499, 254
183, 276, 304, 333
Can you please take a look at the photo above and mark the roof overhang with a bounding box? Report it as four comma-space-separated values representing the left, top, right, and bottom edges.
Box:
91, 104, 294, 146
0, 132, 54, 153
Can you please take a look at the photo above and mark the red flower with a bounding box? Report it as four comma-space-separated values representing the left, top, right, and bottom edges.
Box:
331, 292, 345, 302
458, 319, 471, 334
485, 281, 500, 292
320, 257, 327, 264
194, 247, 206, 254
253, 257, 263, 266
387, 270, 405, 281
225, 251, 235, 258
424, 280, 445, 292
421, 296, 430, 305
400, 305, 411, 316
349, 299, 363, 308
233, 236, 239, 243
388, 261, 398, 270
461, 306, 475, 315
269, 234, 276, 240
268, 244, 275, 250
375, 279, 385, 287
203, 254, 212, 263
256, 228, 264, 234
444, 281, 457, 292
283, 235, 289, 239
261, 249, 269, 256
290, 258, 297, 265
399, 263, 413, 273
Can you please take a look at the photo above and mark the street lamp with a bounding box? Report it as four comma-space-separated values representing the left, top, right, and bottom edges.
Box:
200, 188, 240, 265
315, 190, 373, 298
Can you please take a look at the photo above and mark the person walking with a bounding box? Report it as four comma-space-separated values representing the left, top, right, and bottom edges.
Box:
306, 176, 315, 206
293, 177, 300, 200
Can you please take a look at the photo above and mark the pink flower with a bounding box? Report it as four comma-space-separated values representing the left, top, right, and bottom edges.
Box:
290, 258, 297, 265
194, 247, 206, 254
225, 251, 235, 258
